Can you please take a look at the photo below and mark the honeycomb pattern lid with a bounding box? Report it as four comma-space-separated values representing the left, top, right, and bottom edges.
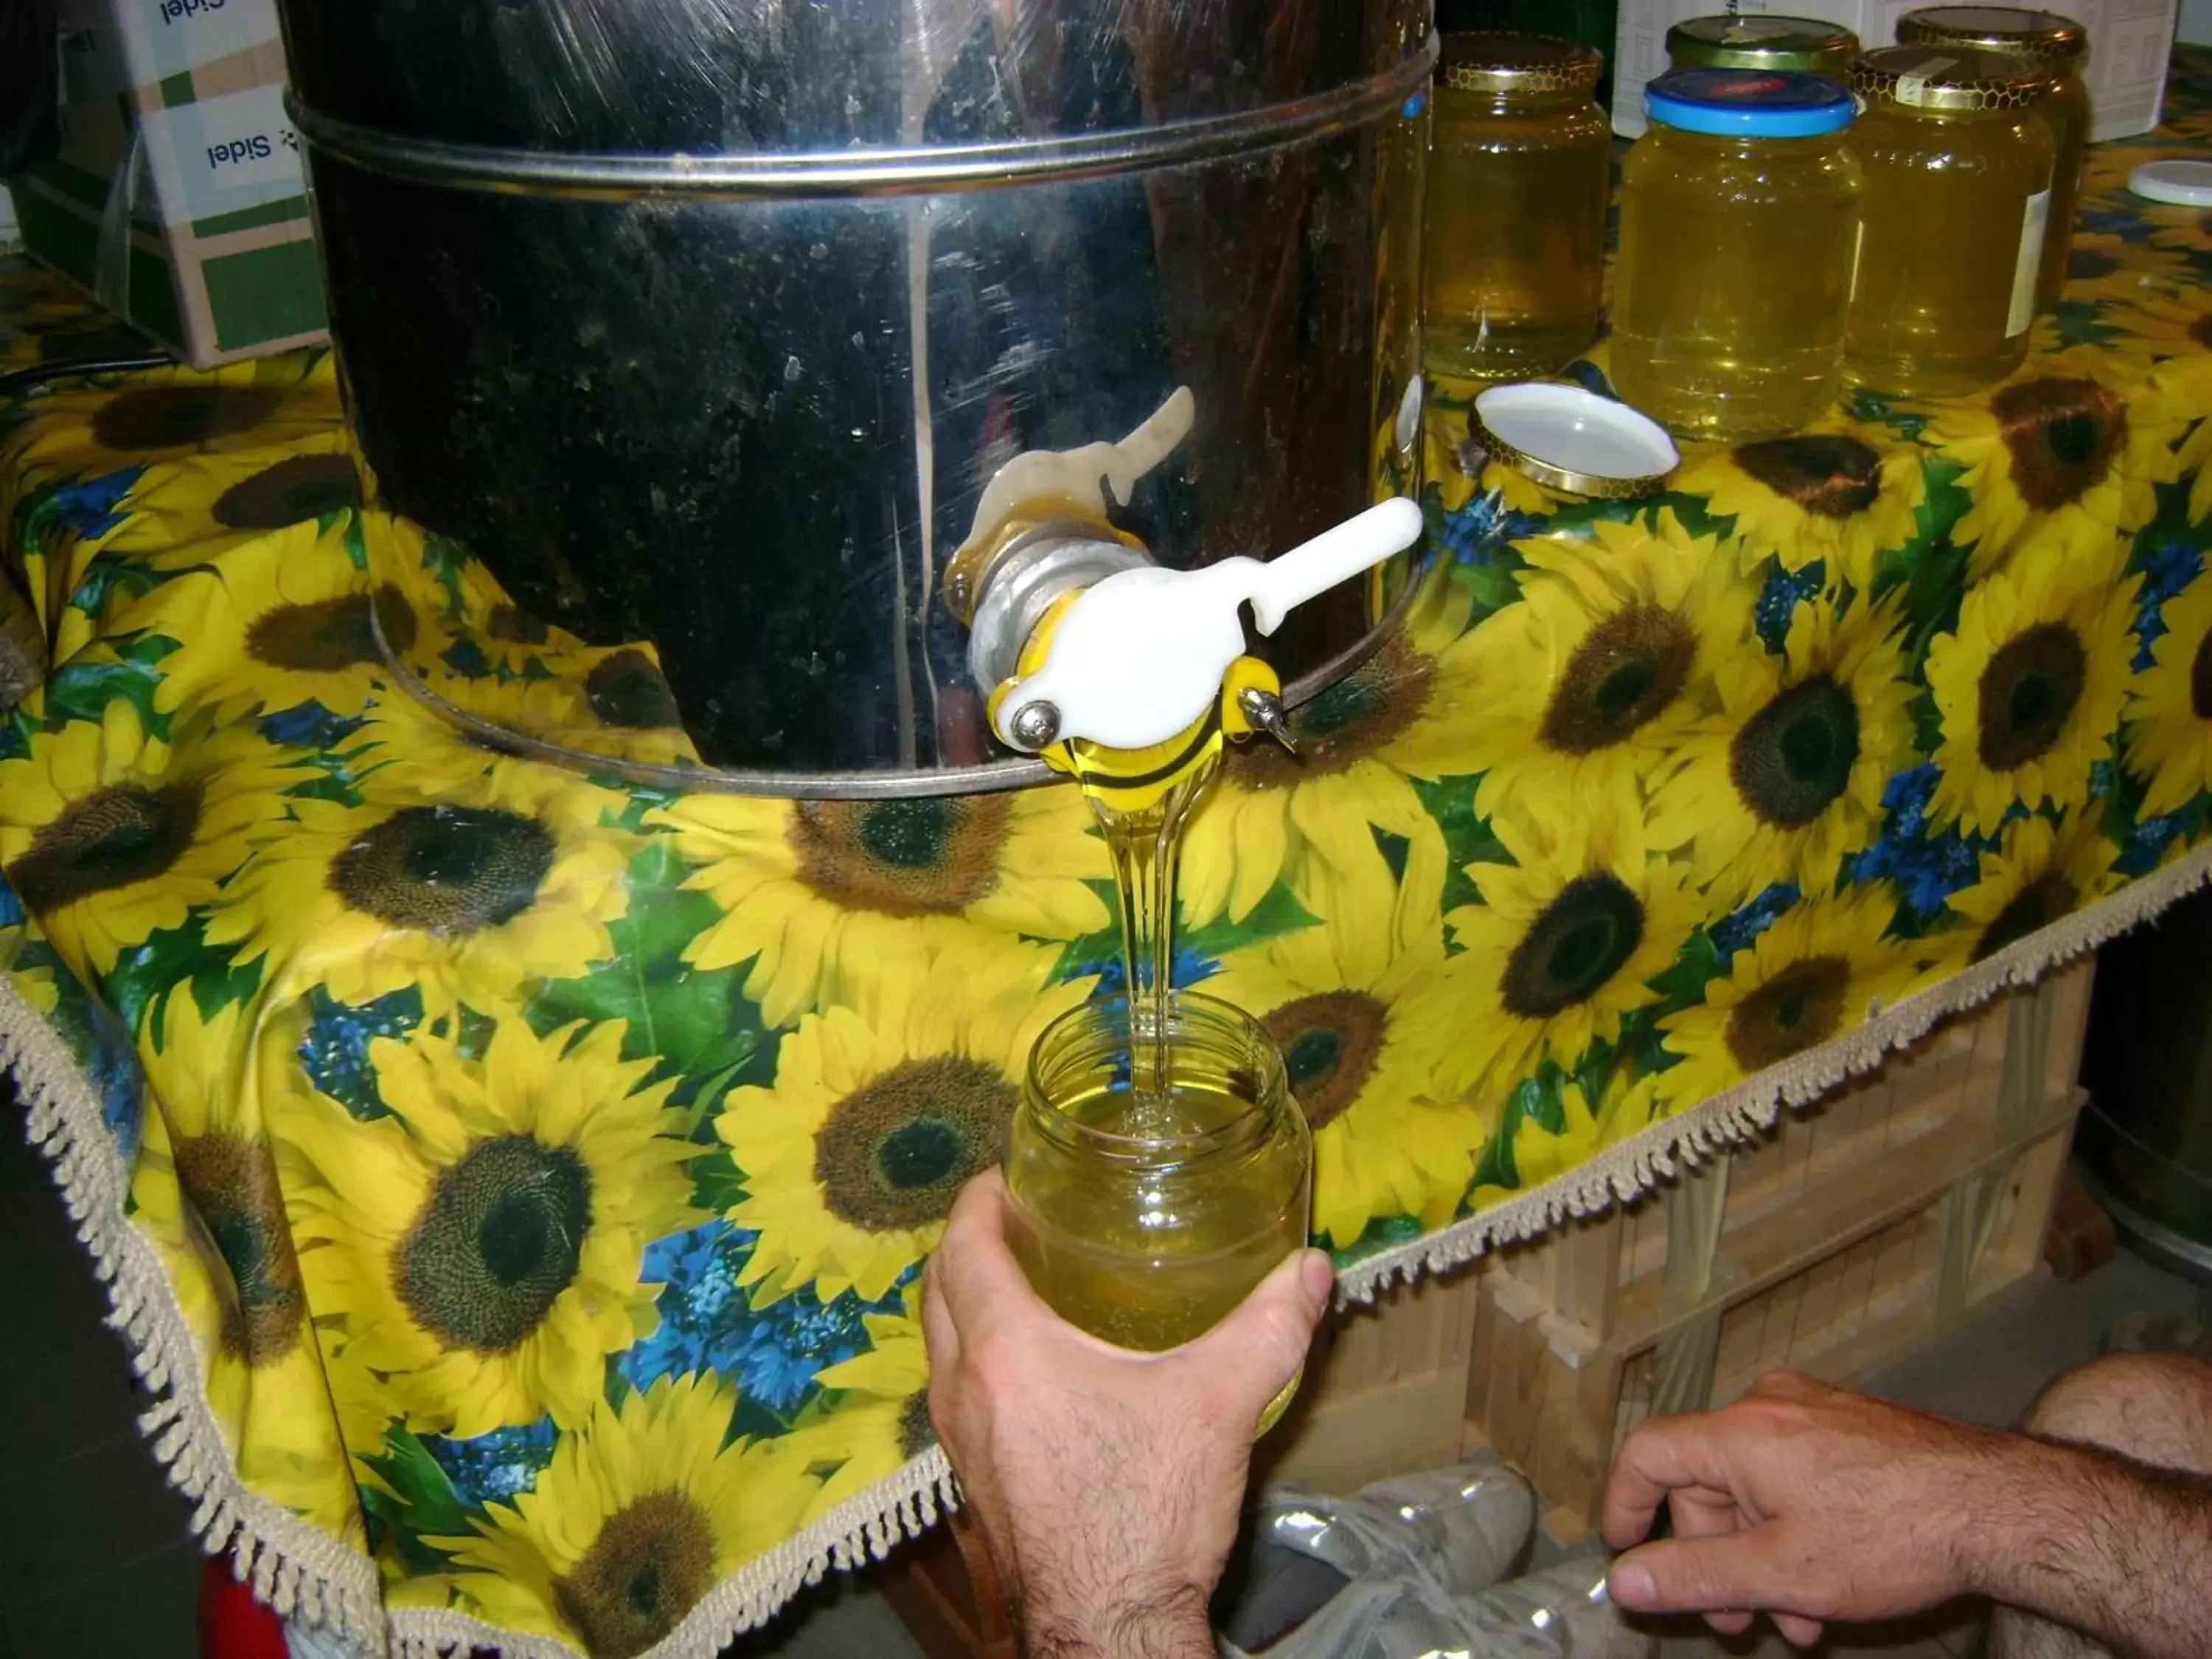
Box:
1851, 44, 2055, 112
1439, 31, 1603, 97
1896, 7, 2090, 61
1667, 15, 1860, 74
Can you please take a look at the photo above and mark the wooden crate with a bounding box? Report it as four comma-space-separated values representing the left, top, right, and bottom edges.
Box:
879, 962, 2093, 1652
1466, 961, 2093, 1540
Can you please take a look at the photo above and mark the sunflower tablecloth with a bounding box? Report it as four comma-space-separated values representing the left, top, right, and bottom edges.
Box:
11, 54, 2212, 1658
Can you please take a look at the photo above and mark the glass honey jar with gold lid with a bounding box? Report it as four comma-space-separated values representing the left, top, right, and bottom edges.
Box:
1896, 7, 2090, 314
1002, 990, 1313, 1430
1610, 68, 1862, 442
1666, 14, 1860, 78
1424, 31, 1613, 381
1843, 46, 2057, 399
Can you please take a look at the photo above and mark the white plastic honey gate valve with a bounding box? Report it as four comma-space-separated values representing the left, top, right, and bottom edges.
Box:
991, 497, 1426, 754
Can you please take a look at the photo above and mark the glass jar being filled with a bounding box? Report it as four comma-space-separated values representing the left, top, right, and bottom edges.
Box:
1610, 69, 1861, 442
1424, 31, 1612, 380
1666, 13, 1860, 78
1004, 991, 1313, 1426
1845, 47, 2057, 399
1896, 7, 2090, 315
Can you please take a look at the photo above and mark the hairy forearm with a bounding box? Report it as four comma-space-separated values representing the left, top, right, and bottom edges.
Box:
1968, 1433, 2212, 1659
1022, 1586, 1216, 1659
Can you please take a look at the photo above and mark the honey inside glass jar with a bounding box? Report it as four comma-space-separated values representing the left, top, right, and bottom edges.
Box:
1424, 31, 1612, 380
1610, 69, 1861, 442
1844, 46, 2057, 399
1003, 991, 1313, 1427
1666, 13, 1860, 78
1897, 7, 2090, 314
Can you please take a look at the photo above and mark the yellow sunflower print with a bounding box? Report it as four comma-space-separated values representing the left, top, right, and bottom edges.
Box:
1206, 865, 1477, 1250
1, 915, 62, 1015
1922, 351, 2180, 574
94, 436, 361, 567
2127, 563, 2212, 817
0, 700, 306, 976
1467, 1068, 1659, 1214
2144, 195, 2212, 259
409, 643, 704, 775
2172, 409, 2212, 529
204, 737, 635, 1015
1426, 786, 1700, 1101
771, 1287, 936, 1523
1924, 541, 2138, 837
279, 1018, 698, 1438
2090, 282, 2212, 378
132, 519, 425, 724
1457, 509, 1758, 827
1647, 592, 1916, 905
7, 956, 60, 1016
131, 992, 363, 1545
1672, 417, 1927, 590
1927, 808, 2120, 976
2056, 231, 2197, 307
653, 786, 1107, 1029
719, 939, 1091, 1304
1423, 399, 1480, 515
347, 686, 641, 838
23, 358, 336, 467
1178, 571, 1475, 948
1652, 885, 1923, 1116
439, 1373, 813, 1659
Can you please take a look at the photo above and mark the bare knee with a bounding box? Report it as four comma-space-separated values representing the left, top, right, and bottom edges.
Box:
2023, 1351, 2212, 1474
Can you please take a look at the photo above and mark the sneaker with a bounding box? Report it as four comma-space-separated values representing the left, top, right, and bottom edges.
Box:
1219, 1554, 1653, 1659
1254, 1450, 1537, 1596
2099, 1310, 2212, 1361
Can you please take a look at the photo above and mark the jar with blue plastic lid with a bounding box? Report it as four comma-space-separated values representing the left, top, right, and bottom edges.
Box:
1611, 68, 1863, 442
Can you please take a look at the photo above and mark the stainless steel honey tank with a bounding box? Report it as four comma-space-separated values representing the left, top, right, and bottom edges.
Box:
276, 0, 1434, 794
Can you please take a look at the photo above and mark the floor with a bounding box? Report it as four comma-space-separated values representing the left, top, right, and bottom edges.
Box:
1, 1071, 2201, 1659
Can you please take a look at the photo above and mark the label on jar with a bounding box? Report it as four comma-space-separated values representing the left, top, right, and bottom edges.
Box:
2007, 188, 2053, 338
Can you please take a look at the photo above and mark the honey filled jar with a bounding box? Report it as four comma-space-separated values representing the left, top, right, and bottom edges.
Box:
1897, 7, 2090, 314
1666, 14, 1860, 78
1611, 69, 1861, 442
1844, 48, 2057, 399
1003, 991, 1313, 1429
1424, 32, 1613, 380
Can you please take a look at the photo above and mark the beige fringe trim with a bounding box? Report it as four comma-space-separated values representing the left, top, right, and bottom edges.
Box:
0, 972, 386, 1650
1337, 835, 2212, 1304
5, 834, 2208, 1655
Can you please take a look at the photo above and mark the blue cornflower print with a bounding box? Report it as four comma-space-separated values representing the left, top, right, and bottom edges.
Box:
1755, 560, 1827, 654
37, 467, 144, 541
1710, 883, 1801, 959
1848, 763, 1996, 927
299, 985, 422, 1119
620, 1220, 909, 1416
1438, 490, 1545, 568
423, 1418, 559, 1511
1062, 942, 1220, 998
260, 700, 369, 751
2129, 533, 2203, 671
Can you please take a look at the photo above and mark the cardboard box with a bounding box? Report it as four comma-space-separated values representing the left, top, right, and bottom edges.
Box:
4, 0, 325, 366
1612, 0, 2181, 142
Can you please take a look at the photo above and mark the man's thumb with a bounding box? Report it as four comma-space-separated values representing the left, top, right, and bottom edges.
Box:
1609, 1537, 1779, 1618
1186, 1248, 1332, 1419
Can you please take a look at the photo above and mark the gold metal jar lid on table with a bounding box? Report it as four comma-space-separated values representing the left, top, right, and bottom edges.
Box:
1426, 32, 1613, 382
1439, 28, 1604, 97
1666, 14, 1860, 77
1895, 6, 2087, 59
1896, 7, 2091, 314
1844, 46, 2059, 400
